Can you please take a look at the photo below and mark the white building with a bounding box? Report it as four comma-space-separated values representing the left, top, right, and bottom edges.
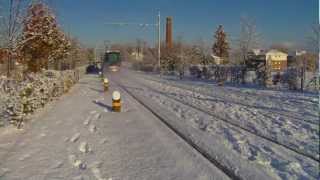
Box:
251, 49, 264, 56
265, 49, 288, 71
210, 54, 224, 65
295, 50, 307, 56
131, 51, 144, 61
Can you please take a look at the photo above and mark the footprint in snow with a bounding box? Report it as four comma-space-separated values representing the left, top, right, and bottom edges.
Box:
51, 161, 64, 169
84, 116, 92, 126
99, 138, 108, 145
93, 113, 101, 121
89, 161, 103, 169
89, 125, 97, 133
90, 111, 97, 114
70, 133, 81, 143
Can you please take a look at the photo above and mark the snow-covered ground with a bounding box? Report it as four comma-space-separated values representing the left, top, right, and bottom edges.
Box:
138, 75, 319, 160
0, 74, 230, 180
0, 69, 318, 180
114, 69, 319, 180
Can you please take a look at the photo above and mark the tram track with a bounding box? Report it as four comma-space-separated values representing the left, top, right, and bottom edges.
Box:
142, 76, 318, 126
124, 75, 319, 163
110, 77, 242, 180
107, 71, 319, 180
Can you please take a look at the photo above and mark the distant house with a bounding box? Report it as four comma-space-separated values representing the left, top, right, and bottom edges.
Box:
247, 49, 288, 71
247, 49, 266, 70
210, 54, 224, 65
265, 49, 288, 71
131, 51, 144, 61
295, 50, 307, 56
248, 49, 265, 56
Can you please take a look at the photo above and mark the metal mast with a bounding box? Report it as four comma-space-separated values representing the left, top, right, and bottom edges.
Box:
158, 11, 161, 74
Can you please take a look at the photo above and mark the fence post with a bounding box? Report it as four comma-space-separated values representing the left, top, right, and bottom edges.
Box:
300, 67, 303, 92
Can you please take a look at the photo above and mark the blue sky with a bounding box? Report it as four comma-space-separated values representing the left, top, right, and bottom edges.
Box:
52, 0, 318, 48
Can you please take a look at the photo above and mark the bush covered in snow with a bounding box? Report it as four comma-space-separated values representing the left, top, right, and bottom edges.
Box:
281, 68, 300, 90
0, 68, 84, 127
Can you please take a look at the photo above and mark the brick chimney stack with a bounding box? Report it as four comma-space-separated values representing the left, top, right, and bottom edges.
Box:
166, 17, 173, 49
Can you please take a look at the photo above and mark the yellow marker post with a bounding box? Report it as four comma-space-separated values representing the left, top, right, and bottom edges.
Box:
103, 78, 109, 92
112, 91, 121, 112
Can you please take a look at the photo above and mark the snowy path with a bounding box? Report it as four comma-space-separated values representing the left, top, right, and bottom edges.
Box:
114, 70, 319, 180
0, 74, 230, 180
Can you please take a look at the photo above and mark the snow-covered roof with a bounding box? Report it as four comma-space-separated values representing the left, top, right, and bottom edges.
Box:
210, 54, 223, 59
251, 49, 264, 56
295, 50, 307, 56
266, 49, 288, 55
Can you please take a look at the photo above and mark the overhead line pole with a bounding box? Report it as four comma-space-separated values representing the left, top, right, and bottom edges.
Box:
158, 11, 161, 75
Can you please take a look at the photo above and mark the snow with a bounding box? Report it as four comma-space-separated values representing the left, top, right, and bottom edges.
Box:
142, 78, 319, 159
79, 142, 90, 153
0, 74, 229, 180
114, 69, 319, 180
70, 133, 81, 143
0, 68, 318, 179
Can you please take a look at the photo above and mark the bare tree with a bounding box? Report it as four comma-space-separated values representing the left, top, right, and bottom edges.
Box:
295, 53, 317, 72
269, 43, 292, 53
192, 38, 211, 65
212, 25, 230, 63
0, 0, 29, 76
135, 39, 142, 57
307, 24, 319, 53
175, 35, 188, 79
307, 24, 319, 73
238, 16, 260, 65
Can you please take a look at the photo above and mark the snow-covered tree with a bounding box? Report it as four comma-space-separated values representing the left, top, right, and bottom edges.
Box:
19, 2, 70, 72
212, 25, 229, 63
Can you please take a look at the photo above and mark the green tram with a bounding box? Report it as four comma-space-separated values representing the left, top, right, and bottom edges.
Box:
103, 51, 122, 72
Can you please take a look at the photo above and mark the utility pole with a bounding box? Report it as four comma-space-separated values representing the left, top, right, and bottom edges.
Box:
104, 40, 111, 51
318, 40, 320, 112
95, 43, 101, 63
158, 11, 161, 74
7, 0, 13, 77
